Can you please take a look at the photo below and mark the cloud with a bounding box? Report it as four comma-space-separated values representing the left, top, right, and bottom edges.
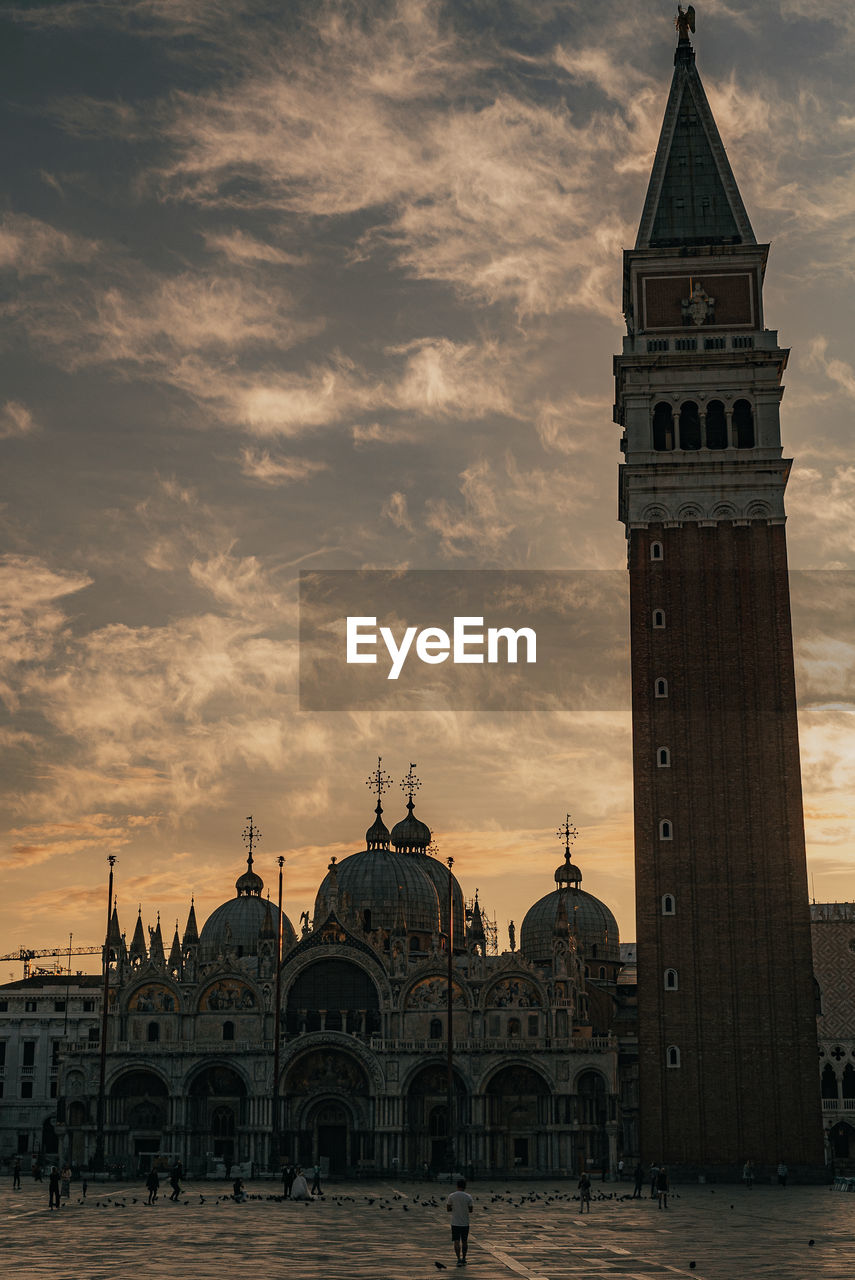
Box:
0, 212, 97, 274
0, 401, 38, 439
0, 556, 92, 708
424, 451, 596, 562
239, 447, 328, 485
2, 813, 158, 869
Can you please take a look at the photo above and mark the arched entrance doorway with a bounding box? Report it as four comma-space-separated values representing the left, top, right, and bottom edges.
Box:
485, 1065, 550, 1172
109, 1069, 169, 1173
406, 1064, 468, 1175
283, 1049, 371, 1174
188, 1065, 247, 1174
832, 1119, 855, 1159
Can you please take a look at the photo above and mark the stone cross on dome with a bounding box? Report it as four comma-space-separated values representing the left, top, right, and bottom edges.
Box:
401, 762, 421, 805
237, 816, 264, 897
555, 813, 582, 888
365, 757, 393, 850
365, 756, 393, 802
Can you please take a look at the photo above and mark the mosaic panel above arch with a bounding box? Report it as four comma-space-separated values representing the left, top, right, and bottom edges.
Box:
127, 983, 178, 1013
198, 978, 257, 1012
483, 976, 542, 1009
405, 975, 467, 1010
285, 1049, 369, 1096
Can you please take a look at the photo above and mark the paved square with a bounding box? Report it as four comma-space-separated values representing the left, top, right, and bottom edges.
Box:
2, 1178, 852, 1279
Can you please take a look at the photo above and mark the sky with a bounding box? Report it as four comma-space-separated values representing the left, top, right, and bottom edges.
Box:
2, 0, 855, 976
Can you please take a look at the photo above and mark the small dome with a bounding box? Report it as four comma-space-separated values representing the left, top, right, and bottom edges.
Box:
366, 802, 391, 851
200, 894, 296, 961
391, 798, 431, 852
521, 887, 619, 966
314, 846, 441, 935
555, 852, 582, 888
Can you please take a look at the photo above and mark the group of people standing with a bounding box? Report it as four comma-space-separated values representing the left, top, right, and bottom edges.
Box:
281, 1163, 322, 1199
580, 1161, 670, 1210
47, 1165, 73, 1209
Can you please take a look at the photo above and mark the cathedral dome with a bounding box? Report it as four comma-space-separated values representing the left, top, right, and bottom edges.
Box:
520, 843, 619, 966
200, 852, 297, 960
411, 852, 464, 941
314, 846, 441, 935
520, 887, 619, 966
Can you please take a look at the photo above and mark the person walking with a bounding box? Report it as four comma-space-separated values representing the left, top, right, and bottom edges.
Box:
649, 1162, 659, 1200
632, 1162, 644, 1199
60, 1165, 71, 1200
282, 1163, 294, 1198
12, 1159, 21, 1190
578, 1171, 592, 1214
48, 1166, 61, 1210
446, 1177, 474, 1267
232, 1176, 245, 1202
777, 1162, 788, 1187
656, 1165, 669, 1210
145, 1168, 159, 1204
290, 1167, 310, 1200
310, 1163, 322, 1196
742, 1160, 755, 1189
169, 1160, 183, 1201
617, 1158, 624, 1181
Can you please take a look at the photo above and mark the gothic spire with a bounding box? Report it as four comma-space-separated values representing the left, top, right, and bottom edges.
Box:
635, 21, 755, 250
168, 921, 182, 975
129, 906, 147, 965
148, 913, 165, 967
182, 897, 199, 947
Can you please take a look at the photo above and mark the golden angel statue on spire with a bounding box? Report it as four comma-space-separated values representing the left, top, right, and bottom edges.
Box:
676, 4, 696, 39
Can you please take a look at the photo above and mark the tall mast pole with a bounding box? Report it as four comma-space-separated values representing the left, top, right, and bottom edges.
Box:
272, 855, 284, 1170
94, 854, 116, 1173
446, 855, 455, 1177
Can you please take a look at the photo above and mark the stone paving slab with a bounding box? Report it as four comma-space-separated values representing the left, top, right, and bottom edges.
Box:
1, 1179, 852, 1279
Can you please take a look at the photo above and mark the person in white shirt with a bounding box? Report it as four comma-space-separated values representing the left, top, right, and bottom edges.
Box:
446, 1178, 474, 1267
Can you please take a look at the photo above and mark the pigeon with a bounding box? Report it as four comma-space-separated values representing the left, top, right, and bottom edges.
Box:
434, 1264, 447, 1271
689, 1264, 696, 1270
809, 1239, 815, 1247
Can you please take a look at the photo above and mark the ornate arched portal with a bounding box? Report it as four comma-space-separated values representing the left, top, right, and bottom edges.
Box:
485, 1065, 551, 1172
405, 1063, 468, 1174
108, 1069, 169, 1173
187, 1064, 247, 1174
283, 1048, 372, 1173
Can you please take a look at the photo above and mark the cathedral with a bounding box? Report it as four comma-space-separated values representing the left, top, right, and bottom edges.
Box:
0, 15, 831, 1183
52, 773, 631, 1178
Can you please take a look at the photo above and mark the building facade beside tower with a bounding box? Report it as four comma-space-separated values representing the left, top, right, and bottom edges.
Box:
33, 781, 631, 1178
616, 22, 822, 1173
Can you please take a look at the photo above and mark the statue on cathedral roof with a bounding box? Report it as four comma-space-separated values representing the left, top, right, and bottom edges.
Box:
676, 4, 696, 40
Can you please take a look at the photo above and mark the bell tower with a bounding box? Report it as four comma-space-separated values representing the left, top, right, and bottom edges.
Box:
615, 19, 822, 1174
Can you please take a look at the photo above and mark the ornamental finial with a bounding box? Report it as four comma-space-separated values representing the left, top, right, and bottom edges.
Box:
242, 815, 262, 864
676, 4, 695, 42
556, 814, 578, 860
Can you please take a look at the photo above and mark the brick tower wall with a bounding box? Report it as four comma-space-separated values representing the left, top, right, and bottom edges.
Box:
630, 518, 823, 1173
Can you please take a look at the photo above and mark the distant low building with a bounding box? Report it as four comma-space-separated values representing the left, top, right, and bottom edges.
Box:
0, 973, 102, 1168
811, 903, 855, 1168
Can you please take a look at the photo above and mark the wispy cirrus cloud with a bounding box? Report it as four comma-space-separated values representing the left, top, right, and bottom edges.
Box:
0, 401, 38, 438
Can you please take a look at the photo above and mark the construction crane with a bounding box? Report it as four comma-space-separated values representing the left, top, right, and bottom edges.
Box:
1, 944, 103, 980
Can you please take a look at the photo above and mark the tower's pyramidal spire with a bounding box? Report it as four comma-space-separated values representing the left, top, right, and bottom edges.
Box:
635, 27, 754, 250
